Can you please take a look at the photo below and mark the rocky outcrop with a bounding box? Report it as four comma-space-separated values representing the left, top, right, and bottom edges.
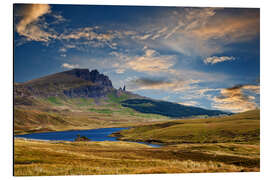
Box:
62, 69, 114, 98
14, 69, 115, 99
63, 85, 113, 98
63, 69, 113, 88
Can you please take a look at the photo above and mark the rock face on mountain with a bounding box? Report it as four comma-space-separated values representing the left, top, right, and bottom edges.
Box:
14, 69, 115, 99
63, 83, 113, 98
64, 69, 113, 87
14, 68, 229, 124
62, 69, 114, 98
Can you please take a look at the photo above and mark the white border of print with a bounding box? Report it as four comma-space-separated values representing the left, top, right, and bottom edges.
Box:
1, 0, 269, 180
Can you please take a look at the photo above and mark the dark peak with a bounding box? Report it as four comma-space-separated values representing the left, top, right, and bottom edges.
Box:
63, 68, 90, 81
63, 68, 113, 88
90, 69, 99, 74
64, 68, 90, 75
89, 69, 100, 81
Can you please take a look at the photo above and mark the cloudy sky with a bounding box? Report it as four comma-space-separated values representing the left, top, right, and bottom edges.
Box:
14, 4, 260, 113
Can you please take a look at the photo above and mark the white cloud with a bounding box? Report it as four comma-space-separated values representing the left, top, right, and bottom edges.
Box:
111, 48, 177, 74
15, 4, 57, 42
62, 28, 97, 40
242, 85, 260, 94
59, 47, 67, 52
179, 101, 199, 107
51, 13, 66, 24
140, 8, 259, 57
59, 27, 118, 49
61, 63, 79, 69
204, 56, 235, 64
151, 27, 168, 40
135, 34, 152, 40
15, 6, 259, 61
211, 85, 259, 113
127, 77, 200, 92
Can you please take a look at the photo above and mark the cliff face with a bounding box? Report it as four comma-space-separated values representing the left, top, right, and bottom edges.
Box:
63, 83, 113, 98
14, 69, 229, 123
63, 69, 113, 88
62, 69, 114, 98
14, 69, 115, 99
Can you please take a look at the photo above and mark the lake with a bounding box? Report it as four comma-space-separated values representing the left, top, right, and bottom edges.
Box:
15, 127, 161, 148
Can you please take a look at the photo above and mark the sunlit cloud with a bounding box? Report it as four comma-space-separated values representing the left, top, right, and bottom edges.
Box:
126, 77, 200, 92
58, 27, 120, 50
111, 48, 176, 74
242, 85, 260, 94
165, 8, 217, 39
14, 5, 260, 112
197, 88, 221, 96
61, 63, 79, 69
15, 4, 57, 42
211, 84, 260, 113
179, 101, 199, 107
190, 13, 259, 43
15, 6, 259, 60
148, 8, 259, 57
51, 13, 66, 24
59, 47, 67, 52
151, 27, 168, 40
135, 34, 152, 40
204, 56, 235, 64
168, 69, 228, 83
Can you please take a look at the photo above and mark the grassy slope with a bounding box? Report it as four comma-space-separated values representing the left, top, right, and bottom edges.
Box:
115, 110, 260, 144
14, 72, 95, 98
14, 139, 259, 176
14, 93, 169, 135
14, 110, 260, 176
121, 99, 228, 118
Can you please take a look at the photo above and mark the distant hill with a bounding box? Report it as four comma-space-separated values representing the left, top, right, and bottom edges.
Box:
114, 109, 260, 144
121, 99, 229, 118
14, 69, 229, 134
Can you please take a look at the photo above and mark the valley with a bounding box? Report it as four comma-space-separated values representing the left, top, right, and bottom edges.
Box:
13, 69, 260, 176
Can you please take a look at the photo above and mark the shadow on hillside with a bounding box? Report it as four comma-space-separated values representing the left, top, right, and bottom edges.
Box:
121, 99, 229, 118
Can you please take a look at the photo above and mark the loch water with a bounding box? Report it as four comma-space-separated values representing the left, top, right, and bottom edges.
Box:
15, 127, 161, 148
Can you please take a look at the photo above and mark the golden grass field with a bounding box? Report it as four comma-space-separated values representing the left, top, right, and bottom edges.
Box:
14, 139, 259, 176
115, 110, 260, 144
14, 110, 260, 176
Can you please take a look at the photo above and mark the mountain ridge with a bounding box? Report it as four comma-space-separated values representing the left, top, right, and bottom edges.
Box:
14, 68, 230, 134
14, 69, 115, 98
14, 68, 229, 116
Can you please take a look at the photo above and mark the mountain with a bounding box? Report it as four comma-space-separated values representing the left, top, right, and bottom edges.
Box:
14, 69, 229, 134
121, 99, 228, 118
15, 69, 114, 98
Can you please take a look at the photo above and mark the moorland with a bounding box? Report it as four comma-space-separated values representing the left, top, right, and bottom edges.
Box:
14, 69, 260, 176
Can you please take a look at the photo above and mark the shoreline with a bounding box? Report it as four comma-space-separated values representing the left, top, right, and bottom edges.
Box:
14, 125, 133, 136
14, 127, 164, 148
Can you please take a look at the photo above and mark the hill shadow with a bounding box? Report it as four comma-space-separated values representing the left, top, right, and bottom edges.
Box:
121, 99, 229, 118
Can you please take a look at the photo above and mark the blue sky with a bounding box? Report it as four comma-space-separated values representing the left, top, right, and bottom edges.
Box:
14, 4, 260, 112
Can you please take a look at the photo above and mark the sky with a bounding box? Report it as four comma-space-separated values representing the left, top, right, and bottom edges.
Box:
14, 4, 260, 113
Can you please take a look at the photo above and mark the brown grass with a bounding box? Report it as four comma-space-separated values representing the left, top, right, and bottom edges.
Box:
14, 139, 259, 176
116, 110, 260, 144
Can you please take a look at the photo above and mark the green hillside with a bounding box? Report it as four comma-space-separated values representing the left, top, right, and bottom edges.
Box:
122, 99, 230, 118
14, 69, 230, 135
14, 71, 94, 98
14, 93, 169, 135
114, 110, 260, 144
